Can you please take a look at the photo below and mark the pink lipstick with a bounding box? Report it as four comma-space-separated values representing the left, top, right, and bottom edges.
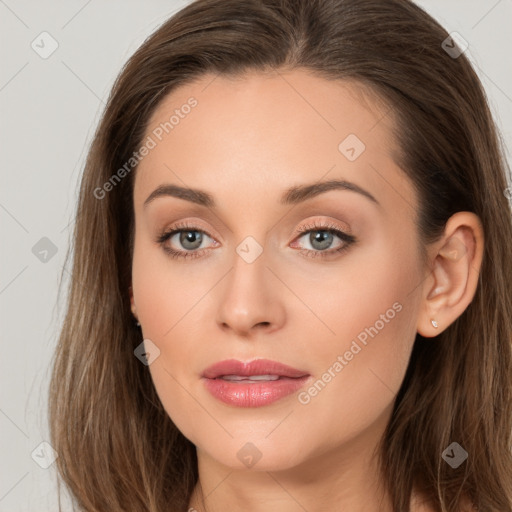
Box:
201, 358, 311, 407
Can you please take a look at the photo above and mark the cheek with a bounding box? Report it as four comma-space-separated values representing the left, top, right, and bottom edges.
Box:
275, 227, 420, 363
131, 239, 223, 442
291, 239, 422, 440
292, 301, 416, 454
131, 235, 218, 340
147, 358, 203, 442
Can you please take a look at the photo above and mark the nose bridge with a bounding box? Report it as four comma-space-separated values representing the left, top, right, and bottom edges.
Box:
215, 233, 284, 335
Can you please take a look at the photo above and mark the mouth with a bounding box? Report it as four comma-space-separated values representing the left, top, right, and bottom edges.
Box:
216, 374, 283, 382
201, 359, 311, 407
202, 358, 309, 379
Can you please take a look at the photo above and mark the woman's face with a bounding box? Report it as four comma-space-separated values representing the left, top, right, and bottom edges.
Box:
130, 69, 426, 472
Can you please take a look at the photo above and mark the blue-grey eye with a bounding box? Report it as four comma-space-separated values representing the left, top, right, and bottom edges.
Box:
308, 231, 334, 251
179, 230, 203, 250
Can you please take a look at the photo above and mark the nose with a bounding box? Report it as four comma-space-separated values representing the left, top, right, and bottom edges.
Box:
215, 248, 286, 337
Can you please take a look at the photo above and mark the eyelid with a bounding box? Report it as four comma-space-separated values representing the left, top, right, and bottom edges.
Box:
158, 217, 351, 242
292, 218, 352, 237
156, 217, 356, 260
289, 219, 356, 253
160, 218, 221, 240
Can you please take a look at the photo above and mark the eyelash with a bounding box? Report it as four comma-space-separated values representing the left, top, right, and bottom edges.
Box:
156, 220, 357, 261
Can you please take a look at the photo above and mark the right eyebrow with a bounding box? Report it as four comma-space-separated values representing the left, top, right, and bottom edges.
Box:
144, 184, 214, 209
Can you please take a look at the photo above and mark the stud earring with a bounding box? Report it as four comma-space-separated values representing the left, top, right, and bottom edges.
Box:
431, 319, 438, 328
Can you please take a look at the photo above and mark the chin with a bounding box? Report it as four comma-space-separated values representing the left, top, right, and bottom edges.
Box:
195, 435, 314, 473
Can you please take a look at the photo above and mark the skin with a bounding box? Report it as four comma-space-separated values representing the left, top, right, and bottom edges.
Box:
129, 68, 483, 512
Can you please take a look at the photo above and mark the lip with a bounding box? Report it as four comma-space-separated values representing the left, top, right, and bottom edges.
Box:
201, 358, 311, 407
202, 358, 309, 379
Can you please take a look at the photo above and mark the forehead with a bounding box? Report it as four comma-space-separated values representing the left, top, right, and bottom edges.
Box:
145, 68, 394, 146
134, 68, 415, 220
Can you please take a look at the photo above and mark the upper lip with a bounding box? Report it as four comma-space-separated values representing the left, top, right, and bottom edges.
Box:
202, 359, 309, 379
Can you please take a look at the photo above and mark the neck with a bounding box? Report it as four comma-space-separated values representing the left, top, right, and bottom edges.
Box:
188, 408, 395, 512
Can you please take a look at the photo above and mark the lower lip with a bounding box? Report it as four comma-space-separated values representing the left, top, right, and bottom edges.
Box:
202, 376, 311, 407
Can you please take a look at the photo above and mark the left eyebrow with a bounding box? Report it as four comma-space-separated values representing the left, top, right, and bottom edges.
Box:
281, 179, 379, 206
142, 178, 380, 209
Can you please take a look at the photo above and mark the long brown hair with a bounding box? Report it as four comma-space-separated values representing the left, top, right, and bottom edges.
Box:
48, 1, 512, 510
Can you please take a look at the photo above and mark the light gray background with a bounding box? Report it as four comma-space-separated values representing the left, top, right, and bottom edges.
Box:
1, 1, 511, 510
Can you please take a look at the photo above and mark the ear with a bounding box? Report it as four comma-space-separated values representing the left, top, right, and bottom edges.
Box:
129, 285, 138, 320
417, 211, 484, 337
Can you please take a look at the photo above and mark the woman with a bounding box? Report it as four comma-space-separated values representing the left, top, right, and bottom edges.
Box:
48, 0, 512, 511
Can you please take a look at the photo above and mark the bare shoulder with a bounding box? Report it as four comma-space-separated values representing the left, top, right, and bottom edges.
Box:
410, 490, 477, 512
410, 497, 435, 512
410, 489, 434, 512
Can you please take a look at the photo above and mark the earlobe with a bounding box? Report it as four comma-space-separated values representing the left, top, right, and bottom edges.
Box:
417, 212, 484, 337
129, 285, 138, 319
